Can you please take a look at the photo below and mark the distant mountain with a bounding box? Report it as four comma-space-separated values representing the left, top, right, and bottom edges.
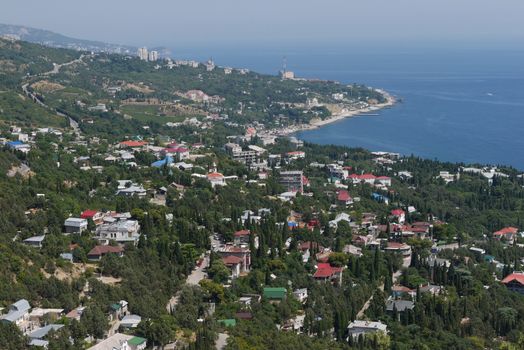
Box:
0, 23, 137, 55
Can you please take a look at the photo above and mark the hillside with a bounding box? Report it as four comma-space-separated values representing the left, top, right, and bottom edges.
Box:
0, 37, 386, 135
0, 36, 524, 350
0, 23, 136, 54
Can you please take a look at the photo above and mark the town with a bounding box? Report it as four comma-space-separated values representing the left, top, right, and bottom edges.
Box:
0, 36, 524, 350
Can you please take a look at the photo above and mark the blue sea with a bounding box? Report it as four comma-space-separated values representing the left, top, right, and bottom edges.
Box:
173, 45, 524, 169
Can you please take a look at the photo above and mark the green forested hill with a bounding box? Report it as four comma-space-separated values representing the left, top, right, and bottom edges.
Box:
1, 37, 385, 134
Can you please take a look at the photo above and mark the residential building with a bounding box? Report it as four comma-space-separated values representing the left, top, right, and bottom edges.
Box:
337, 190, 353, 206
347, 320, 387, 339
137, 47, 148, 61
81, 210, 105, 225
233, 229, 251, 246
116, 183, 147, 197
493, 227, 519, 243
375, 176, 392, 186
501, 272, 524, 294
281, 314, 305, 333
109, 300, 129, 321
292, 288, 308, 303
391, 285, 416, 300
313, 263, 344, 285
207, 172, 226, 187
286, 151, 305, 160
391, 209, 406, 224
88, 333, 147, 350
87, 245, 125, 261
120, 314, 141, 329
28, 324, 64, 348
148, 50, 158, 62
0, 299, 31, 332
222, 255, 243, 279
217, 245, 251, 272
119, 140, 148, 149
384, 242, 412, 257
279, 171, 304, 193
342, 244, 363, 257
386, 300, 415, 313
64, 217, 88, 234
95, 220, 141, 245
224, 142, 258, 165
65, 306, 85, 321
6, 140, 31, 153
23, 235, 45, 248
263, 287, 287, 302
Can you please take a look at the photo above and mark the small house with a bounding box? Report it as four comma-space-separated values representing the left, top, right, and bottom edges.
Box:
64, 217, 88, 234
263, 287, 287, 303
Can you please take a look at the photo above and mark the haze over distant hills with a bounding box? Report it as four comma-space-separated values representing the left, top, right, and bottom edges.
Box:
0, 23, 144, 55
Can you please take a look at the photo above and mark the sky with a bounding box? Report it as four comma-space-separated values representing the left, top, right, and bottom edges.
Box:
1, 0, 524, 49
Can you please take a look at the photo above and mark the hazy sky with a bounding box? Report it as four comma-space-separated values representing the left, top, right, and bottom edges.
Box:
1, 0, 524, 48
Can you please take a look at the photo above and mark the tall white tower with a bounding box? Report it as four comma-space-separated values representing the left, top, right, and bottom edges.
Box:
138, 47, 149, 61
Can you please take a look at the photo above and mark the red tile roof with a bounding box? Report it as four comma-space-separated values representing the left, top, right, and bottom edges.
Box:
494, 227, 519, 236
207, 172, 224, 179
165, 147, 189, 153
337, 190, 352, 202
392, 285, 414, 293
120, 140, 147, 147
391, 209, 405, 216
501, 273, 524, 285
88, 245, 123, 256
386, 242, 410, 249
302, 175, 310, 186
81, 210, 99, 219
234, 229, 251, 237
299, 241, 323, 251
313, 263, 342, 278
359, 173, 376, 180
222, 255, 243, 266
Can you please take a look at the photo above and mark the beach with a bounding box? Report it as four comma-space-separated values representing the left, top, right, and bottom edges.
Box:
268, 90, 396, 137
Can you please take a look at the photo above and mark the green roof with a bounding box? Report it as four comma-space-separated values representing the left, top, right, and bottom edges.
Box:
110, 303, 121, 311
218, 319, 236, 327
263, 287, 287, 300
128, 336, 147, 345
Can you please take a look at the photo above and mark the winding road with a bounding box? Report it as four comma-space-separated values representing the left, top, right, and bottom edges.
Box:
21, 54, 87, 132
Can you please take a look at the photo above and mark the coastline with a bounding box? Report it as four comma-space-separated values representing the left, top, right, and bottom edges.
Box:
268, 90, 396, 137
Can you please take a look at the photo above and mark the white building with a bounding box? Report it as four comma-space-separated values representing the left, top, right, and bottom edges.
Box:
64, 217, 88, 234
292, 288, 308, 303
0, 299, 31, 332
137, 47, 148, 61
148, 50, 158, 62
88, 333, 147, 350
95, 220, 141, 245
347, 320, 387, 339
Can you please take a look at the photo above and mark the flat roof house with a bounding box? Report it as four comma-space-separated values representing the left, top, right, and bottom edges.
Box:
23, 235, 45, 248
347, 320, 387, 339
64, 217, 88, 234
88, 333, 147, 350
95, 220, 141, 245
120, 314, 142, 329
